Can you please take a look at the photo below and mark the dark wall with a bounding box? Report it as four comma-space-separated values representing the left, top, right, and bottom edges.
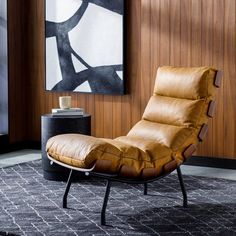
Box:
8, 0, 28, 142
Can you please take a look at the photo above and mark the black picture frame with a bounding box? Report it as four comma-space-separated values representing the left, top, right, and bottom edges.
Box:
45, 0, 125, 95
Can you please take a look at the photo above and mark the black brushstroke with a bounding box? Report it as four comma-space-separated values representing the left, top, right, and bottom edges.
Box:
71, 47, 91, 69
52, 65, 123, 94
46, 0, 89, 37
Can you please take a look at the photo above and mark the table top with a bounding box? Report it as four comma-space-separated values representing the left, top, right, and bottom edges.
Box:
42, 113, 91, 119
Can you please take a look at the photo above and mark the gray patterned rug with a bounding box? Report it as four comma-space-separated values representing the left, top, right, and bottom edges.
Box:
0, 160, 235, 236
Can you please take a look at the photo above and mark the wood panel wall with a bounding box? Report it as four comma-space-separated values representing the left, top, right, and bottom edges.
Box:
8, 0, 236, 159
8, 0, 28, 142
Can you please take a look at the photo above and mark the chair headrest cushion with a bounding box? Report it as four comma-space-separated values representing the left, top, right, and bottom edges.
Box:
154, 66, 217, 100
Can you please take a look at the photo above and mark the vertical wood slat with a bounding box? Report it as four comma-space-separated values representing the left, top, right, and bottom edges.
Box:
159, 0, 170, 66
8, 0, 236, 159
103, 95, 113, 138
198, 0, 214, 157
8, 0, 28, 142
121, 0, 132, 136
212, 0, 224, 157
223, 0, 236, 157
170, 0, 181, 67
130, 0, 141, 127
121, 27, 131, 135
140, 0, 151, 114
150, 0, 160, 94
121, 95, 131, 135
191, 0, 201, 66
94, 95, 104, 138
112, 96, 122, 138
87, 94, 95, 136
180, 0, 191, 67
189, 0, 201, 157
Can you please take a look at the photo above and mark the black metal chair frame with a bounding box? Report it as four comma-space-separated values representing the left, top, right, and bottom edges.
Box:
48, 155, 188, 226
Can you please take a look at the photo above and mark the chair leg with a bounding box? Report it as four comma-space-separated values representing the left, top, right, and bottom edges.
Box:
144, 183, 148, 195
176, 166, 188, 208
101, 180, 111, 226
63, 169, 74, 208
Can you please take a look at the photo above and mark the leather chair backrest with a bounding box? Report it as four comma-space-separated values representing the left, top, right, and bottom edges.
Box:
128, 66, 221, 163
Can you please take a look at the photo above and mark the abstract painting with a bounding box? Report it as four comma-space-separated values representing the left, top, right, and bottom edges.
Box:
45, 0, 124, 94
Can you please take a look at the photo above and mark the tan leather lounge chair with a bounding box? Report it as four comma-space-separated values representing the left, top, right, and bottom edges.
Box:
46, 66, 222, 225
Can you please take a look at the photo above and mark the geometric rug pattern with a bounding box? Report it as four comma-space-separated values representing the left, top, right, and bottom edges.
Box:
0, 160, 235, 236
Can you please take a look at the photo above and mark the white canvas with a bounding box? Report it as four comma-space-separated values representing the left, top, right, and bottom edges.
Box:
46, 37, 63, 90
69, 3, 122, 67
46, 0, 82, 23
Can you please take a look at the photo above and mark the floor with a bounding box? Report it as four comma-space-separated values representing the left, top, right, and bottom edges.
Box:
0, 149, 41, 168
1, 160, 236, 236
0, 149, 236, 181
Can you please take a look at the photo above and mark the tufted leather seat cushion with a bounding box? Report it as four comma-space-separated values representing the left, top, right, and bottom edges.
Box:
47, 133, 173, 179
46, 66, 219, 179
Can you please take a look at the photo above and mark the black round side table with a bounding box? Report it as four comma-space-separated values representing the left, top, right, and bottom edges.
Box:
41, 114, 91, 181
